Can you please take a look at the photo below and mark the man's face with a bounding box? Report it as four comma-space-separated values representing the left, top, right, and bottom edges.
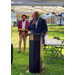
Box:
34, 12, 39, 20
22, 16, 26, 21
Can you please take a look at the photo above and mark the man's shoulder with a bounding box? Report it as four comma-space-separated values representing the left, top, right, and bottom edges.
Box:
39, 18, 46, 21
31, 19, 34, 21
30, 19, 34, 23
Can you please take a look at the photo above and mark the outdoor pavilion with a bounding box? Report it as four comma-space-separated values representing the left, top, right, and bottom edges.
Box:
11, 0, 64, 26
11, 0, 64, 74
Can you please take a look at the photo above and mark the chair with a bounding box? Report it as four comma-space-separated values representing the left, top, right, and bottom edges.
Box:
53, 37, 60, 40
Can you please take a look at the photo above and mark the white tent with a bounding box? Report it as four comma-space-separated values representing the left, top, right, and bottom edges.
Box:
11, 0, 64, 6
11, 0, 64, 13
11, 0, 64, 26
11, 6, 64, 13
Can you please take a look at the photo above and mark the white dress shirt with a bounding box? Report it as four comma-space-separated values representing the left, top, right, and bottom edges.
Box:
22, 20, 26, 29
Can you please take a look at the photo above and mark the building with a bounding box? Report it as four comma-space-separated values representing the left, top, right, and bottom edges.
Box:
11, 12, 33, 26
11, 12, 64, 27
56, 13, 64, 25
41, 12, 64, 25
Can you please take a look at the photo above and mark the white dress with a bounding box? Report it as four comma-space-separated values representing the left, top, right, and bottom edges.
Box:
44, 35, 48, 39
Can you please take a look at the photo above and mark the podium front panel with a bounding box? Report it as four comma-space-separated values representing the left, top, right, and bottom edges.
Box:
29, 34, 43, 73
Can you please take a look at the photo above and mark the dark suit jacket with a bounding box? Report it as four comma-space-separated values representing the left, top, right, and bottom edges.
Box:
28, 18, 48, 43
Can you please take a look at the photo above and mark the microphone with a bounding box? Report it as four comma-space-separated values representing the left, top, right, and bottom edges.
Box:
32, 19, 36, 25
34, 19, 36, 21
32, 19, 36, 29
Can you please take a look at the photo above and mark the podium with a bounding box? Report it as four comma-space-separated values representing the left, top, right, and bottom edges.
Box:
28, 34, 44, 73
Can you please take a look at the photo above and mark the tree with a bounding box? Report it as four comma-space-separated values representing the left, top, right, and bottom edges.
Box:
39, 13, 43, 17
60, 13, 62, 27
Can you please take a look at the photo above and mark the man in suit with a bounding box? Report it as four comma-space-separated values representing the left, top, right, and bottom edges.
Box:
28, 11, 48, 43
28, 11, 48, 68
18, 15, 29, 53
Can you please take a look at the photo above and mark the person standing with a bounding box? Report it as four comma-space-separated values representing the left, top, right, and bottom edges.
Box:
44, 33, 48, 49
28, 11, 48, 68
18, 15, 29, 53
17, 20, 19, 26
28, 14, 35, 34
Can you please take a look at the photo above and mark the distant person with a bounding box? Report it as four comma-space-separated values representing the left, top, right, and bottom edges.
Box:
17, 20, 19, 26
44, 33, 48, 49
44, 33, 48, 39
28, 11, 48, 69
18, 15, 29, 53
28, 14, 35, 33
32, 14, 34, 19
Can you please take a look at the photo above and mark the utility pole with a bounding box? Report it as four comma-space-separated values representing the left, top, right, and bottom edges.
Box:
60, 13, 62, 27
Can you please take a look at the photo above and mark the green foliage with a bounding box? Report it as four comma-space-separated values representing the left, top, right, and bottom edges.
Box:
13, 21, 17, 27
39, 13, 43, 17
11, 25, 64, 75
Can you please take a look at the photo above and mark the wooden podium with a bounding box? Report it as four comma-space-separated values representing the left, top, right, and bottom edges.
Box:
28, 34, 44, 73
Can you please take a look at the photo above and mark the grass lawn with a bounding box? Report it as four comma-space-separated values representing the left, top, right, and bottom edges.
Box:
11, 25, 64, 75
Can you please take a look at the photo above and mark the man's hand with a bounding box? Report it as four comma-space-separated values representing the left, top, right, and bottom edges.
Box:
32, 21, 36, 25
